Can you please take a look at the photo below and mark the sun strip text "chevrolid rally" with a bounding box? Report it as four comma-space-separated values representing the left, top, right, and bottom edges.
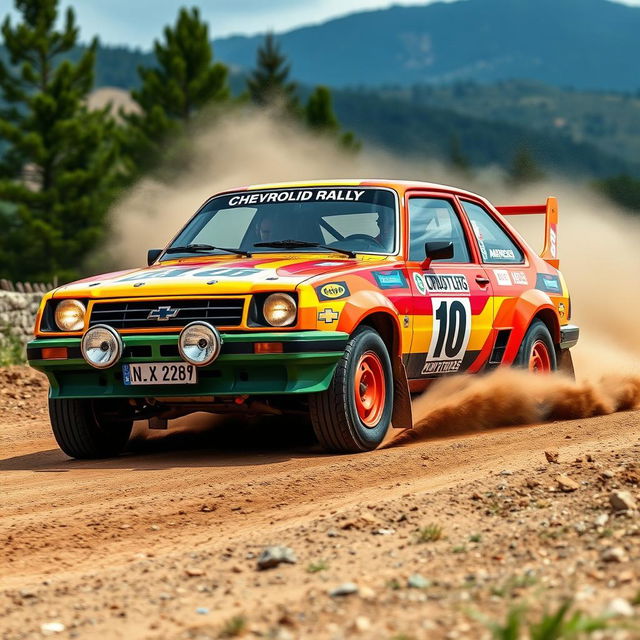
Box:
227, 189, 366, 207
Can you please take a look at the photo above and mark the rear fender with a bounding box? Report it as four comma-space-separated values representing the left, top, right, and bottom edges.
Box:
498, 289, 559, 364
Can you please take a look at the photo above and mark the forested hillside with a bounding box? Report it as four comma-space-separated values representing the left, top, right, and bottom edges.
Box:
374, 80, 640, 166
330, 89, 640, 178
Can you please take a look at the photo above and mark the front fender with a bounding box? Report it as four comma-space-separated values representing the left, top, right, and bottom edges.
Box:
337, 290, 402, 341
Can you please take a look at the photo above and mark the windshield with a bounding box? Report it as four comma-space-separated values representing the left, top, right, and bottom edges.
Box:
162, 187, 398, 260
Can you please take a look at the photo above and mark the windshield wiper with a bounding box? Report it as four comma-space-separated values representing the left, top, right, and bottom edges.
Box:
164, 243, 251, 258
254, 240, 356, 258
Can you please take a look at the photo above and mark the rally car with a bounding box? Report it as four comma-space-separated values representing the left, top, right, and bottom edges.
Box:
28, 180, 579, 458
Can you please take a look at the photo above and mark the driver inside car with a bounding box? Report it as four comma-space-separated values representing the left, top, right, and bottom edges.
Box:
373, 210, 395, 251
256, 216, 274, 242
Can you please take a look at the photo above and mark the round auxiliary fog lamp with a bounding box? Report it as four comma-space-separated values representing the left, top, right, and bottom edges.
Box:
81, 324, 123, 369
178, 321, 222, 366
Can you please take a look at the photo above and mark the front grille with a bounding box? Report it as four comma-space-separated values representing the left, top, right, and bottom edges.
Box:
89, 298, 245, 330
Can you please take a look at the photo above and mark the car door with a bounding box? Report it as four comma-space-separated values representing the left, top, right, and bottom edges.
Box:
405, 193, 495, 379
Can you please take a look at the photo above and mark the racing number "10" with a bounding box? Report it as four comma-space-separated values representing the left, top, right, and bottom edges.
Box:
424, 297, 472, 373
433, 300, 467, 358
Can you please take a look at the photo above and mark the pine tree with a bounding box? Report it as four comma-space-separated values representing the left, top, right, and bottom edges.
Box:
305, 86, 339, 133
598, 174, 640, 213
124, 7, 229, 174
507, 146, 544, 185
448, 134, 472, 175
305, 86, 359, 151
0, 0, 121, 282
246, 33, 298, 111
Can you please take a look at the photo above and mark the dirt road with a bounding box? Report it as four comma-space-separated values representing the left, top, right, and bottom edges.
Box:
1, 367, 639, 639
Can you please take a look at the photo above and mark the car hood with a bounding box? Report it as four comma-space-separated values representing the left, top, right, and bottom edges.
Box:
53, 254, 392, 299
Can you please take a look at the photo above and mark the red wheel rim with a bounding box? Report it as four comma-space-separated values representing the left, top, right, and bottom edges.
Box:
529, 340, 552, 373
354, 350, 386, 428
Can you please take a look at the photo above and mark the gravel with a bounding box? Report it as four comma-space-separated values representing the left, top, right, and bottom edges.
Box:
256, 546, 298, 570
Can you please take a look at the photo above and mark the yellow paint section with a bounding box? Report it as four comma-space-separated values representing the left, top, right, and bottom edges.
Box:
408, 297, 497, 356
400, 318, 413, 354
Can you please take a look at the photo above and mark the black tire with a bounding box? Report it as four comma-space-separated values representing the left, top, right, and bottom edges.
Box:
514, 319, 557, 372
309, 326, 393, 453
49, 398, 133, 459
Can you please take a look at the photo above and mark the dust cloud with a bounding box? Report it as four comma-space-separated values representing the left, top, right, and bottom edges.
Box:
104, 108, 640, 441
104, 108, 432, 267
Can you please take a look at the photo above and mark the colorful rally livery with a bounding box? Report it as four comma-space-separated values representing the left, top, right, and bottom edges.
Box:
28, 180, 578, 457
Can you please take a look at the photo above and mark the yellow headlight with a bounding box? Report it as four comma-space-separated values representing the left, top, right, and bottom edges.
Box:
55, 299, 86, 332
263, 293, 297, 327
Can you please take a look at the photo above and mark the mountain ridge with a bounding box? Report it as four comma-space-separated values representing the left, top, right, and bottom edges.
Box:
212, 0, 640, 91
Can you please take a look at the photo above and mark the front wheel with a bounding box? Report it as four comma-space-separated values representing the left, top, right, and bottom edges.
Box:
309, 327, 393, 452
49, 398, 133, 459
514, 319, 557, 373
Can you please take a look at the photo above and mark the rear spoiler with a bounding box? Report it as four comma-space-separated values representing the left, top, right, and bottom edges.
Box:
496, 197, 559, 269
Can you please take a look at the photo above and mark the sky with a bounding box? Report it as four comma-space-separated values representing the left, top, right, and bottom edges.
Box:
4, 0, 640, 49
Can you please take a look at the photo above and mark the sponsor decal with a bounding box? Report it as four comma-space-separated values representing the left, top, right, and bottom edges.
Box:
118, 267, 195, 282
403, 316, 410, 328
227, 189, 366, 207
421, 297, 472, 376
412, 272, 427, 295
317, 308, 339, 324
489, 248, 516, 260
549, 224, 558, 258
117, 266, 265, 282
422, 360, 463, 374
536, 273, 562, 293
372, 270, 408, 289
195, 267, 261, 278
471, 220, 488, 261
493, 269, 512, 286
558, 302, 566, 318
512, 271, 528, 286
316, 281, 350, 301
423, 273, 470, 295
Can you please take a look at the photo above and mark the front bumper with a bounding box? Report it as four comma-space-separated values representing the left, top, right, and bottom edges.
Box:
559, 324, 579, 350
28, 331, 348, 399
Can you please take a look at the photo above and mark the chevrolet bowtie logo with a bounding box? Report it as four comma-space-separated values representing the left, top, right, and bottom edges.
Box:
147, 306, 179, 321
317, 308, 339, 324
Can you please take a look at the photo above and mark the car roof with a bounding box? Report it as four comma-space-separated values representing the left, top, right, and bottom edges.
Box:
214, 179, 490, 203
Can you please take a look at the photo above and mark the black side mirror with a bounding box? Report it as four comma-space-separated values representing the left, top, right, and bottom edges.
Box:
420, 241, 454, 269
147, 249, 162, 266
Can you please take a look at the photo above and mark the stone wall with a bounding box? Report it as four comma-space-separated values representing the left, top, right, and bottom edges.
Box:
0, 291, 43, 346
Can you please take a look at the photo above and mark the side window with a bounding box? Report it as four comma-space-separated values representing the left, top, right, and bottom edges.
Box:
461, 200, 524, 264
408, 198, 470, 262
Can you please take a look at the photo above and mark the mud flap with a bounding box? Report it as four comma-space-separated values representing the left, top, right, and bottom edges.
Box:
557, 349, 575, 380
391, 357, 413, 429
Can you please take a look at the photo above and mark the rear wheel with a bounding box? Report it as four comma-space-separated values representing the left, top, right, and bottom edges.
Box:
514, 320, 557, 373
309, 327, 393, 452
49, 398, 133, 459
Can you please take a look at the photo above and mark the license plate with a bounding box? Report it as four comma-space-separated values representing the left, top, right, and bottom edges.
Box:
122, 362, 197, 385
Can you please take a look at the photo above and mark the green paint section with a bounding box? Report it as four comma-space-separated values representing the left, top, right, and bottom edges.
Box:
28, 331, 348, 399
